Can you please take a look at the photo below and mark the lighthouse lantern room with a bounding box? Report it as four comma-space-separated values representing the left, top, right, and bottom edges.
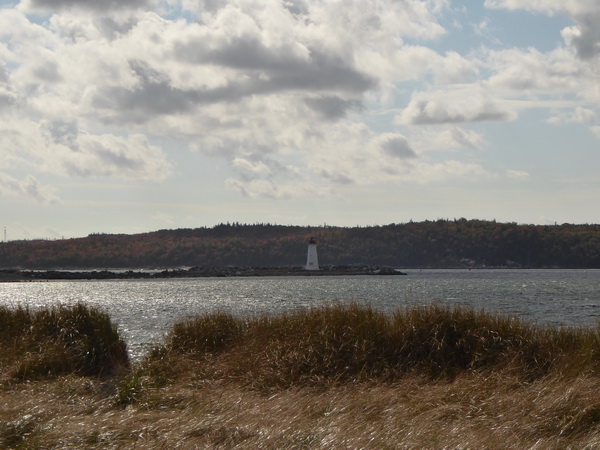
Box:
305, 237, 319, 270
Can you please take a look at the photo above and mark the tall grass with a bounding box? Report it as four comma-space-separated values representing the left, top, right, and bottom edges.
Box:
0, 303, 129, 381
3, 303, 600, 447
145, 304, 600, 390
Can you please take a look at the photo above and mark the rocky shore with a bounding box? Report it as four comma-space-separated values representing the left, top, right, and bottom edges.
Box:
1, 265, 407, 281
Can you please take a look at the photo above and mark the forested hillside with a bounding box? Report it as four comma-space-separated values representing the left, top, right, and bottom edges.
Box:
1, 220, 600, 269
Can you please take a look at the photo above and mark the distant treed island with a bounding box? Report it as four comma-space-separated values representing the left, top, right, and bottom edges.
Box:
1, 219, 600, 269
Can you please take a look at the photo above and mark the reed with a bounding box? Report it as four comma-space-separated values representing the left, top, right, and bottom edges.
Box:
0, 303, 129, 381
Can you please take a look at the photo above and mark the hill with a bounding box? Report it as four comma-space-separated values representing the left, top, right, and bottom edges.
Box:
1, 219, 599, 269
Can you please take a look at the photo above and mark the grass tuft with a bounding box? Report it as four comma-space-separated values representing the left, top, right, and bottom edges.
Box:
0, 303, 129, 381
168, 311, 243, 354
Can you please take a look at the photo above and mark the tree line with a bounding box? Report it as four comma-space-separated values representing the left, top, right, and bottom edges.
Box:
1, 219, 599, 269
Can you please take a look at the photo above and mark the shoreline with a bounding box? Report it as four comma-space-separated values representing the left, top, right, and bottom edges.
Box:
0, 265, 408, 281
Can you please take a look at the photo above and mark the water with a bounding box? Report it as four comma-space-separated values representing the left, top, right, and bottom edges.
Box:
1, 269, 598, 360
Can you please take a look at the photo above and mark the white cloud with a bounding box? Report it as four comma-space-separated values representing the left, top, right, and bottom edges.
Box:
414, 126, 487, 151
0, 0, 596, 213
232, 157, 273, 177
411, 160, 495, 184
396, 86, 516, 125
506, 169, 529, 180
0, 172, 58, 203
0, 2, 468, 201
548, 106, 597, 125
0, 115, 172, 182
0, 79, 16, 110
485, 47, 591, 94
72, 133, 173, 181
303, 123, 495, 188
19, 0, 155, 13
227, 178, 288, 200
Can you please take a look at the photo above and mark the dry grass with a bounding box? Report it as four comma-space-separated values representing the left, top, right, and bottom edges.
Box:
145, 303, 600, 389
2, 372, 600, 448
2, 303, 600, 448
0, 304, 129, 382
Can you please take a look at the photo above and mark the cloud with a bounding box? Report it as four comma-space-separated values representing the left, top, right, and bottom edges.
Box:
226, 153, 315, 199
548, 106, 597, 125
60, 132, 174, 181
485, 48, 590, 94
2, 0, 593, 208
93, 61, 204, 122
304, 96, 361, 120
377, 134, 417, 159
318, 169, 355, 186
304, 124, 495, 187
174, 37, 375, 95
442, 127, 486, 150
0, 74, 16, 109
414, 126, 487, 151
226, 178, 293, 200
410, 160, 495, 184
396, 87, 516, 125
83, 12, 375, 125
484, 0, 600, 60
562, 17, 600, 60
0, 2, 454, 201
483, 0, 598, 16
506, 169, 529, 180
231, 157, 273, 179
226, 163, 321, 200
93, 51, 373, 124
20, 174, 59, 203
0, 115, 172, 182
0, 172, 58, 203
19, 0, 154, 13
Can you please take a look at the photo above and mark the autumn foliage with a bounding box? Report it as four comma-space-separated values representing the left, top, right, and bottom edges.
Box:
1, 219, 599, 269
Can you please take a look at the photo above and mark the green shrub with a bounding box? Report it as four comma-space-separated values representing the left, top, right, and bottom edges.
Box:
116, 373, 143, 405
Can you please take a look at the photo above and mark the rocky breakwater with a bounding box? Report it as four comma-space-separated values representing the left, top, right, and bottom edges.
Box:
4, 265, 407, 280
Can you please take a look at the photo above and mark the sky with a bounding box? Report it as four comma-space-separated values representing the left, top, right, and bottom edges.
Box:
0, 0, 599, 240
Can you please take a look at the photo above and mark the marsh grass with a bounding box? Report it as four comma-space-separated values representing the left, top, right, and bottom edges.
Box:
0, 303, 129, 381
145, 304, 600, 390
3, 303, 600, 447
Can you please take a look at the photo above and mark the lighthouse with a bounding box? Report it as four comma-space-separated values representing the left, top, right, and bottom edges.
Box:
305, 237, 319, 270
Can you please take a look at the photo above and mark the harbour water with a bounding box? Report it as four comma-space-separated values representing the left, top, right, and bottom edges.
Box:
1, 269, 598, 360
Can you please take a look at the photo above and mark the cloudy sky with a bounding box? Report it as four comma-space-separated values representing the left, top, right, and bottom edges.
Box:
1, 0, 599, 240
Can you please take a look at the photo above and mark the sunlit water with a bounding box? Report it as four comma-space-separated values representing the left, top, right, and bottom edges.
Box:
1, 269, 598, 360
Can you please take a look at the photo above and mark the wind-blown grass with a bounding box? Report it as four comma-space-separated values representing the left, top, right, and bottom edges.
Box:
3, 303, 600, 448
142, 303, 600, 390
0, 303, 129, 381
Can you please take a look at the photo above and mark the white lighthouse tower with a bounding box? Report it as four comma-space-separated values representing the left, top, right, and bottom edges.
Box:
305, 237, 319, 270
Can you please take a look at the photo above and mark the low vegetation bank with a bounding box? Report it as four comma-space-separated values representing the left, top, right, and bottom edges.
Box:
144, 303, 600, 388
2, 303, 600, 448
